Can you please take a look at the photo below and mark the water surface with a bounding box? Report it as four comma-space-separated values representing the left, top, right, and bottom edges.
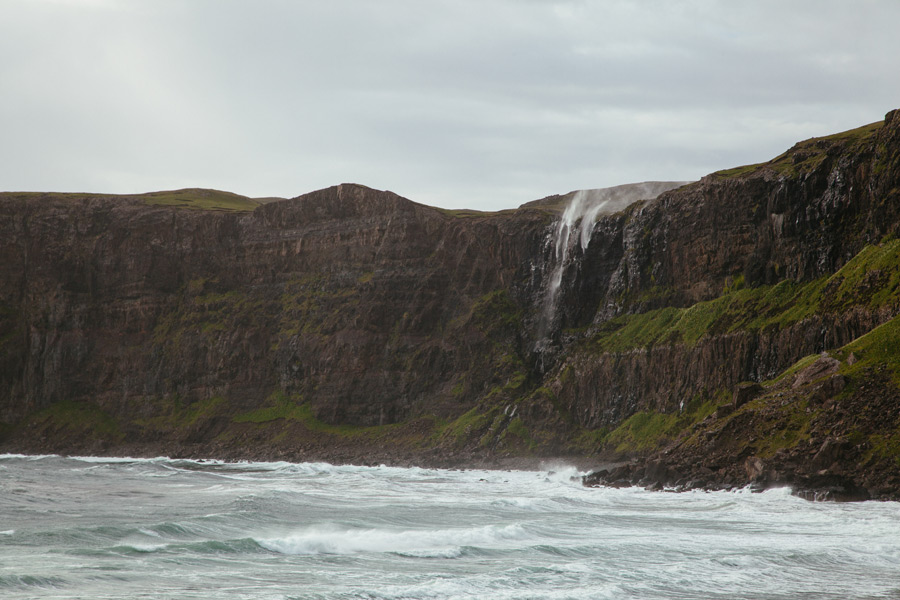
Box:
1, 454, 898, 599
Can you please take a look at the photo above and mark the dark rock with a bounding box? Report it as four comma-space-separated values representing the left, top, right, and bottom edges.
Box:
811, 438, 850, 469
2, 110, 900, 504
582, 470, 609, 487
644, 460, 671, 482
792, 473, 871, 502
744, 457, 766, 481
715, 404, 734, 419
733, 382, 763, 410
792, 355, 841, 388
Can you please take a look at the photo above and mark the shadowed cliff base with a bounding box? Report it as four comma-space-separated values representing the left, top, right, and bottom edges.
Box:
2, 110, 900, 500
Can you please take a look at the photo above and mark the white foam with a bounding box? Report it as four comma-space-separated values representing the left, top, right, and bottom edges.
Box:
121, 542, 168, 553
4, 455, 900, 599
0, 453, 58, 461
257, 523, 527, 556
137, 528, 163, 538
539, 465, 586, 484
70, 455, 171, 464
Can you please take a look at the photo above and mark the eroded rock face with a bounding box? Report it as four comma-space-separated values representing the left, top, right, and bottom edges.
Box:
0, 184, 548, 427
1, 111, 900, 484
540, 112, 900, 428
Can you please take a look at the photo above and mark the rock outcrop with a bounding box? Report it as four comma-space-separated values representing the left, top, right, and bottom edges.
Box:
2, 111, 900, 499
0, 185, 548, 427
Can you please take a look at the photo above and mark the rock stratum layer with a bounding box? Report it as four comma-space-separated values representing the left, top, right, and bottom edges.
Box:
2, 111, 900, 499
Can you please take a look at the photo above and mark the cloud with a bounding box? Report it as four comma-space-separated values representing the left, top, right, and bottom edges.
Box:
2, 0, 899, 210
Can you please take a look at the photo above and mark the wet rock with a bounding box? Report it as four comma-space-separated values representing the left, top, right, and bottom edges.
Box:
582, 469, 608, 487
792, 473, 871, 502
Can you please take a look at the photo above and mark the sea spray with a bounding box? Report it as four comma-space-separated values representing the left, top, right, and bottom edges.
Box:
2, 454, 898, 600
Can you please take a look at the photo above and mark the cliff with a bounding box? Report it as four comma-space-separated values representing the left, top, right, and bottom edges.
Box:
2, 110, 900, 499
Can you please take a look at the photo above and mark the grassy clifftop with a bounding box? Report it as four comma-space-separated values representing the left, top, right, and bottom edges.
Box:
713, 120, 885, 179
140, 188, 261, 211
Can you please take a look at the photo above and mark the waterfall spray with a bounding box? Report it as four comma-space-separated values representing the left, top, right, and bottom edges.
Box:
537, 181, 690, 345
542, 190, 604, 327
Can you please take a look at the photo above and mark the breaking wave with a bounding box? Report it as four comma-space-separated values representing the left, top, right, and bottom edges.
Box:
1, 455, 898, 600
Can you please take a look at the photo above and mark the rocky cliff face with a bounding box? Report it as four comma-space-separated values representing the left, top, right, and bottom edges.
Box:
0, 186, 548, 430
536, 113, 900, 427
2, 111, 900, 498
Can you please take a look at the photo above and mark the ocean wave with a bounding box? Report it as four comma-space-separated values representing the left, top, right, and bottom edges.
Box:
112, 542, 169, 553
0, 453, 58, 461
70, 455, 171, 464
257, 523, 527, 556
490, 496, 546, 509
106, 536, 266, 556
538, 465, 586, 483
0, 574, 68, 589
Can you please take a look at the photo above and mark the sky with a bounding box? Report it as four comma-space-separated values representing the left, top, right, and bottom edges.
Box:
2, 0, 899, 211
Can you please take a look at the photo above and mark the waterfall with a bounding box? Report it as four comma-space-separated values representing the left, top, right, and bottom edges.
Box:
538, 181, 690, 342
542, 189, 602, 326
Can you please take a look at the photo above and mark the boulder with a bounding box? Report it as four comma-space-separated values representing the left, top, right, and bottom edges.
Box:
744, 456, 766, 481
733, 382, 763, 410
792, 355, 841, 388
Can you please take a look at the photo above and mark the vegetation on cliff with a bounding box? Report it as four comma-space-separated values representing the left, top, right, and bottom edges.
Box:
1, 111, 900, 499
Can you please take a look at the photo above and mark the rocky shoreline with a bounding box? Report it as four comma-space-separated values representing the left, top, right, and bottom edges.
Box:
581, 460, 876, 502
2, 112, 900, 500
7, 431, 894, 501
582, 354, 900, 503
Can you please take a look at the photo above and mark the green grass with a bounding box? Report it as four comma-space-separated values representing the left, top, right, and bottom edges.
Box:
181, 396, 227, 426
764, 353, 821, 385
867, 431, 900, 466
234, 401, 314, 425
712, 121, 883, 180
131, 395, 228, 432
141, 188, 260, 212
234, 398, 442, 443
29, 400, 124, 440
751, 399, 813, 459
502, 417, 538, 451
602, 397, 717, 454
572, 427, 609, 452
583, 238, 900, 354
1, 189, 261, 212
768, 121, 883, 178
440, 407, 493, 444
713, 163, 766, 178
837, 314, 900, 384
436, 207, 499, 218
470, 290, 522, 333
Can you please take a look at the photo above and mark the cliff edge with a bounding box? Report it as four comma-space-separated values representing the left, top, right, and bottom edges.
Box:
2, 111, 900, 499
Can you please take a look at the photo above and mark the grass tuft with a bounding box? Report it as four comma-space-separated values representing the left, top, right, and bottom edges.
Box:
141, 189, 260, 212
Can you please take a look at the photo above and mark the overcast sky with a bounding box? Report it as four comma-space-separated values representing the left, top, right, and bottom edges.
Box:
2, 0, 899, 211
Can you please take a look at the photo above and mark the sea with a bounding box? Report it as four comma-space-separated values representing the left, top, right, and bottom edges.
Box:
1, 454, 898, 600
